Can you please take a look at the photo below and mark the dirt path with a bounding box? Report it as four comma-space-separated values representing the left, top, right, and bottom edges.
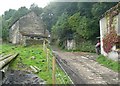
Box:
52, 46, 119, 84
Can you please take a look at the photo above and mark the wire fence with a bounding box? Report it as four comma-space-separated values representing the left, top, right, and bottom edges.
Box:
43, 39, 74, 84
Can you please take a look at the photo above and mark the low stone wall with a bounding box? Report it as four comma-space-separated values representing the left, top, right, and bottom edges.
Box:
26, 39, 43, 46
108, 50, 120, 61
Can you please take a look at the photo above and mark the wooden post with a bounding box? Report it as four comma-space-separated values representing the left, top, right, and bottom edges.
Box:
52, 56, 56, 85
47, 48, 49, 71
43, 39, 45, 51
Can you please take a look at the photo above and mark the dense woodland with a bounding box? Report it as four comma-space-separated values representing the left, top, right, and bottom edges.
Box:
1, 2, 118, 52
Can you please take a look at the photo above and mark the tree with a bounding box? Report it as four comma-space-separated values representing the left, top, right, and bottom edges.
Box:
30, 3, 43, 16
0, 16, 2, 38
91, 2, 117, 19
51, 13, 73, 48
11, 6, 29, 24
3, 9, 16, 20
2, 7, 29, 40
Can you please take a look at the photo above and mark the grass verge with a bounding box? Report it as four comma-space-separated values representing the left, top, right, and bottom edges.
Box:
1, 43, 72, 84
96, 55, 120, 72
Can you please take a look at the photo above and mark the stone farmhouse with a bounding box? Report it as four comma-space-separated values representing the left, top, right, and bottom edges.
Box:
9, 12, 50, 46
100, 2, 120, 61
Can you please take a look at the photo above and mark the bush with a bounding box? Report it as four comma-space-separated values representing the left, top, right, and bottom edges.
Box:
75, 41, 95, 53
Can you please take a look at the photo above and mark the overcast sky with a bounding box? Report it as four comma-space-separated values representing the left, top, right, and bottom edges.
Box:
0, 0, 119, 15
0, 0, 54, 15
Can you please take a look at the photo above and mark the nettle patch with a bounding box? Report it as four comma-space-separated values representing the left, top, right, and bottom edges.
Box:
103, 6, 119, 53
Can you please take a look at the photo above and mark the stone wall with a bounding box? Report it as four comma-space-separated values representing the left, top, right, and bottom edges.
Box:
67, 39, 75, 50
19, 12, 46, 36
9, 21, 23, 44
9, 12, 49, 45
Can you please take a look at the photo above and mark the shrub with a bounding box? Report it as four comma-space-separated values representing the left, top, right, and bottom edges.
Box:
75, 41, 95, 53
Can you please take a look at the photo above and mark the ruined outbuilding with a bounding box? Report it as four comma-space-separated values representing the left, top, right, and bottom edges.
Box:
100, 2, 120, 61
9, 12, 50, 45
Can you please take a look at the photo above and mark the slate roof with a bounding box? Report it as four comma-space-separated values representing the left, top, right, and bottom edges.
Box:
10, 11, 49, 38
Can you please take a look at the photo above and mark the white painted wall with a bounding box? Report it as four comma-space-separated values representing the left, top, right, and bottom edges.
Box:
100, 13, 120, 61
100, 17, 107, 56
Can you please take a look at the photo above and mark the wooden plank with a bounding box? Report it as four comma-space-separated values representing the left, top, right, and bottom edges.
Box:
0, 53, 18, 69
34, 66, 41, 71
0, 54, 12, 61
1, 64, 9, 73
30, 66, 38, 73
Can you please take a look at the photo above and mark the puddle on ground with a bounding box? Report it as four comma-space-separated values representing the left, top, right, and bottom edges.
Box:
2, 70, 46, 84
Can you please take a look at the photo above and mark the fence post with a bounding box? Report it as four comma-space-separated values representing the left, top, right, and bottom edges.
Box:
47, 48, 49, 71
52, 56, 56, 85
43, 39, 45, 51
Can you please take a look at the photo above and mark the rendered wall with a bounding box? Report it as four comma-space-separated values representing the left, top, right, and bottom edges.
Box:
100, 13, 120, 61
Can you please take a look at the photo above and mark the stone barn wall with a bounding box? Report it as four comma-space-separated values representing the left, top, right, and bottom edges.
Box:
19, 12, 45, 35
9, 12, 49, 45
9, 21, 23, 44
67, 39, 76, 50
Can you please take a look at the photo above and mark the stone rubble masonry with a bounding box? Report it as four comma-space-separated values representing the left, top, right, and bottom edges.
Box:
9, 12, 49, 45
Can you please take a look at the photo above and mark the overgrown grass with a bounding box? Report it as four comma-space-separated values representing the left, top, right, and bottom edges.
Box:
1, 43, 72, 84
97, 55, 120, 72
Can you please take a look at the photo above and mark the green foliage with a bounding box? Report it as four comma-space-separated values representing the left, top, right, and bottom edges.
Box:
2, 2, 118, 52
77, 2, 94, 17
11, 7, 29, 24
51, 13, 74, 47
97, 55, 120, 72
77, 16, 98, 39
2, 7, 29, 41
68, 13, 98, 39
30, 3, 43, 16
75, 41, 95, 53
41, 2, 79, 32
0, 16, 2, 38
3, 9, 16, 20
91, 2, 117, 19
68, 12, 80, 30
50, 2, 117, 51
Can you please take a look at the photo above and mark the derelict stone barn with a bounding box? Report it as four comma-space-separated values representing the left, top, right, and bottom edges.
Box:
9, 12, 49, 45
100, 2, 120, 61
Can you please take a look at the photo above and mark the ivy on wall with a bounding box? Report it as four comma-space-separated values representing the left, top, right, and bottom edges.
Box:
102, 3, 119, 53
103, 28, 118, 53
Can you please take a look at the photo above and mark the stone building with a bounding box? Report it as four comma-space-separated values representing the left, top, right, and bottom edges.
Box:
9, 12, 50, 45
100, 2, 120, 61
66, 39, 75, 50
